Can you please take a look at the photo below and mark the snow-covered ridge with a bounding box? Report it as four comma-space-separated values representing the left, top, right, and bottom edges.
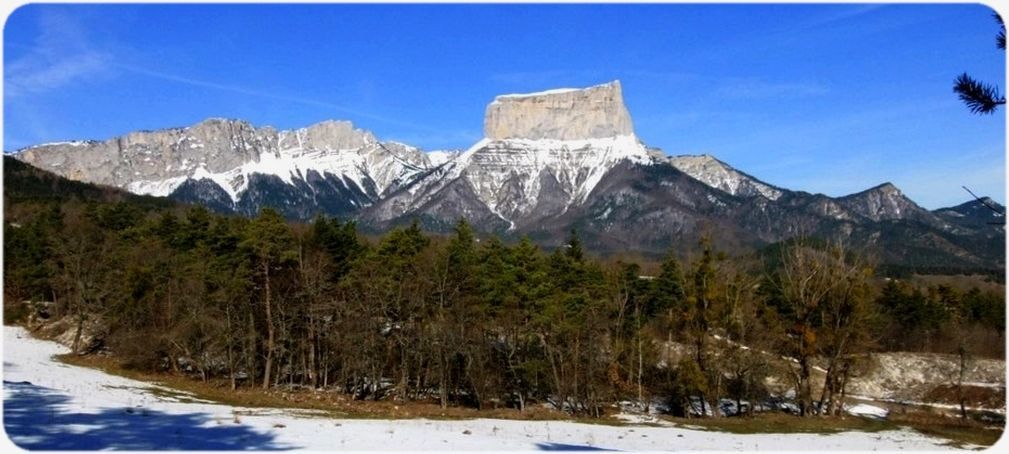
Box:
493, 87, 581, 100
426, 150, 460, 167
17, 118, 434, 205
363, 81, 654, 228
23, 140, 94, 149
492, 81, 621, 101
667, 154, 783, 200
463, 134, 651, 224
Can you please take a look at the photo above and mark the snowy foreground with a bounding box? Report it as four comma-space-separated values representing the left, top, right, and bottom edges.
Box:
3, 326, 964, 451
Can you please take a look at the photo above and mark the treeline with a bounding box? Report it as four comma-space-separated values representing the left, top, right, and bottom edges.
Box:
876, 280, 1004, 355
4, 196, 1005, 418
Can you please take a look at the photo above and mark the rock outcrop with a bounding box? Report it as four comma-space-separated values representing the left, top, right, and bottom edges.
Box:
15, 118, 433, 208
666, 154, 784, 200
836, 182, 943, 227
483, 81, 634, 141
16, 118, 267, 190
363, 81, 650, 230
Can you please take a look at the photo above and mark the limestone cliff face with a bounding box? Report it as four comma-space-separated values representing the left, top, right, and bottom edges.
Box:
483, 81, 634, 141
364, 81, 651, 230
276, 120, 377, 155
14, 119, 431, 201
17, 118, 275, 190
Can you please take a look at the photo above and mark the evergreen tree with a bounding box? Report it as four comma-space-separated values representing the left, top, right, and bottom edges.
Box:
240, 208, 297, 389
565, 228, 585, 262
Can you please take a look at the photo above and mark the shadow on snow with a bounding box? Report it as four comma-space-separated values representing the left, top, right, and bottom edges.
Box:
3, 380, 293, 450
535, 442, 617, 451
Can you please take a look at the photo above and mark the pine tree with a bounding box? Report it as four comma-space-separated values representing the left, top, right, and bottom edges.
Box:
240, 208, 297, 389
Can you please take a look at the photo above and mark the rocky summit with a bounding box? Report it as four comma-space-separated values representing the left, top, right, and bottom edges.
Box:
9, 81, 1004, 268
483, 81, 635, 141
15, 118, 434, 218
363, 81, 651, 231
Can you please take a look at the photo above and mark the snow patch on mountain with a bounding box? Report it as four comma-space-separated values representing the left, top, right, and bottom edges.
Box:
109, 127, 433, 204
426, 150, 461, 167
493, 87, 583, 100
463, 134, 651, 220
667, 154, 783, 200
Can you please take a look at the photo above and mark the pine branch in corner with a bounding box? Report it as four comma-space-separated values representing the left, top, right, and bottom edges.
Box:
953, 73, 1006, 115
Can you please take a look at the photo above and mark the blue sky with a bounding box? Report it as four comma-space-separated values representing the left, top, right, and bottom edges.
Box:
3, 3, 1005, 209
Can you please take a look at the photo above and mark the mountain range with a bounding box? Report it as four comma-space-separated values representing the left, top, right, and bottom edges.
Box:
9, 81, 1004, 269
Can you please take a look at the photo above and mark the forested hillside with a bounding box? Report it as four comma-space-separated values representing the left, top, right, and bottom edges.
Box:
3, 156, 1004, 418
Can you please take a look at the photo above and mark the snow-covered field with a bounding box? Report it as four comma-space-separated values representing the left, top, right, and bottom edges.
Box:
2, 326, 968, 450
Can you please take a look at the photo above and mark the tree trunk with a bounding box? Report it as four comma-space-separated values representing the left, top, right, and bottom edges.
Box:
307, 335, 316, 388
72, 310, 85, 354
634, 301, 644, 409
439, 349, 448, 409
818, 363, 834, 416
399, 340, 409, 400
799, 356, 812, 417
835, 363, 851, 416
262, 261, 274, 390
958, 346, 968, 419
540, 334, 565, 412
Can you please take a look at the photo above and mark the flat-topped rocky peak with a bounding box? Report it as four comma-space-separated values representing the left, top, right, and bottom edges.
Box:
483, 80, 635, 141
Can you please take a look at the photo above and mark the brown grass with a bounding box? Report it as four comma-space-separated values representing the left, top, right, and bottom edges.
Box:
908, 274, 1004, 294
57, 353, 570, 421
56, 353, 1004, 447
659, 412, 893, 434
888, 409, 1005, 448
923, 384, 1006, 409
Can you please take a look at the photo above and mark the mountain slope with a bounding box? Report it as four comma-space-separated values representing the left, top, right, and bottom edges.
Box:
7, 81, 1004, 269
362, 81, 653, 231
934, 197, 1006, 231
3, 156, 175, 210
666, 154, 784, 200
539, 160, 752, 252
836, 183, 947, 227
13, 119, 436, 219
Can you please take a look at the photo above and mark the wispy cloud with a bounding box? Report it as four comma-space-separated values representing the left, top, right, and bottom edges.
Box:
5, 7, 427, 134
111, 63, 429, 131
797, 4, 888, 31
5, 9, 113, 97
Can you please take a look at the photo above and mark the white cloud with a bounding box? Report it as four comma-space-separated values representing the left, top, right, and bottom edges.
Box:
5, 9, 113, 97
